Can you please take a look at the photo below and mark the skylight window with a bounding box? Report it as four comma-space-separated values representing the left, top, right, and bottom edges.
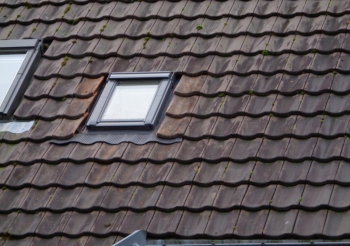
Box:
87, 72, 175, 130
0, 53, 26, 106
0, 40, 42, 120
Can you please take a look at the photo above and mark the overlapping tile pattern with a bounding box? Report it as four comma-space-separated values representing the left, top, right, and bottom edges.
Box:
1, 0, 350, 244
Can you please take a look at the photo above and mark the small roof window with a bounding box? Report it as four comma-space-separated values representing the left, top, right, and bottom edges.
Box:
0, 54, 26, 106
0, 39, 42, 120
87, 72, 175, 130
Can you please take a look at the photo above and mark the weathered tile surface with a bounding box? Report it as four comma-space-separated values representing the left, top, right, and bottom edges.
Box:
1, 0, 350, 244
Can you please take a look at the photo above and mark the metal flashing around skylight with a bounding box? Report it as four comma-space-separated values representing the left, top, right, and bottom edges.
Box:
87, 72, 175, 130
0, 39, 42, 120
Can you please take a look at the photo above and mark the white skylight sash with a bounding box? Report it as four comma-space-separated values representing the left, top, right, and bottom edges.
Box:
102, 81, 159, 121
0, 53, 26, 106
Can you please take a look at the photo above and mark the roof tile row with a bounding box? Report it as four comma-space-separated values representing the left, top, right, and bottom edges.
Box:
158, 115, 350, 140
3, 14, 350, 42
4, 136, 350, 165
33, 53, 350, 79
3, 161, 350, 187
2, 209, 350, 238
2, 0, 350, 21
2, 183, 350, 212
42, 34, 350, 59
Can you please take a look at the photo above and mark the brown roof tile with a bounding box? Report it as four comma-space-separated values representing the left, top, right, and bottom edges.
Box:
3, 0, 350, 244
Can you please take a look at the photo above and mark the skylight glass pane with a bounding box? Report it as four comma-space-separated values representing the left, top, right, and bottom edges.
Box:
102, 81, 159, 121
0, 53, 26, 106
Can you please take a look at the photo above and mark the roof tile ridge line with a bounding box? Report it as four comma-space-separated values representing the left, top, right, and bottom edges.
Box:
176, 77, 202, 136
134, 0, 165, 19
275, 159, 288, 186
145, 185, 166, 232
250, 0, 260, 16
134, 144, 156, 183
321, 179, 336, 236
231, 202, 244, 235
4, 210, 20, 238
255, 97, 280, 154
299, 0, 312, 15
232, 74, 261, 136
200, 180, 223, 234
202, 0, 214, 16
321, 206, 331, 236
172, 187, 191, 234
116, 187, 138, 234
180, 77, 208, 137
290, 181, 308, 235
0, 162, 13, 187
86, 207, 101, 236
309, 90, 334, 158
26, 205, 46, 238
261, 186, 278, 237
334, 31, 349, 74
338, 111, 350, 156
65, 2, 93, 37
121, 144, 157, 207
18, 163, 49, 206
112, 1, 139, 18
226, 0, 238, 16
53, 210, 74, 238
236, 160, 258, 221
177, 162, 203, 217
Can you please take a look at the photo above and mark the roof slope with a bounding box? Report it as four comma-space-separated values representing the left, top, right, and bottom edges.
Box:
1, 0, 350, 245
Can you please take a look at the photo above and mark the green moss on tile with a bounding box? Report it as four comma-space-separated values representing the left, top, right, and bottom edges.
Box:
24, 1, 32, 9
223, 162, 229, 174
61, 56, 69, 67
143, 31, 151, 48
7, 30, 12, 38
52, 78, 58, 88
262, 49, 269, 56
31, 119, 38, 130
100, 24, 107, 33
64, 4, 71, 15
196, 24, 203, 31
218, 93, 225, 97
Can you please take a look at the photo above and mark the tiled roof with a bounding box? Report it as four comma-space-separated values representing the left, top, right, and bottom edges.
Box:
1, 0, 350, 245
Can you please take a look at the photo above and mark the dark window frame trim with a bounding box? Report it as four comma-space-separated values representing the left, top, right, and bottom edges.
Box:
87, 72, 175, 130
0, 39, 42, 119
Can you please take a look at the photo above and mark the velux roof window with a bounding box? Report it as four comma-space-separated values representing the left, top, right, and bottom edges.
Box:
87, 72, 175, 130
0, 39, 42, 120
